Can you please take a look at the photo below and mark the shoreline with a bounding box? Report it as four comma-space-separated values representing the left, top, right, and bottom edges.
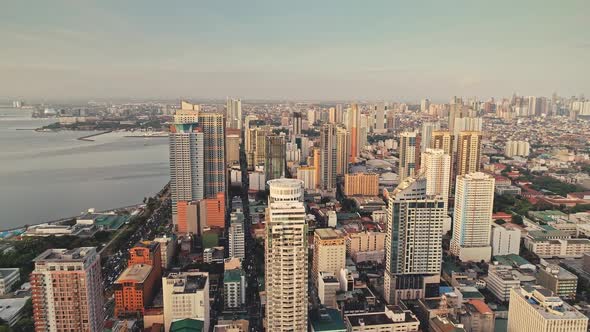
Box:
77, 130, 113, 141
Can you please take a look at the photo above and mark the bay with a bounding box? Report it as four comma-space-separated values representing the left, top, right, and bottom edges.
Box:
0, 108, 169, 229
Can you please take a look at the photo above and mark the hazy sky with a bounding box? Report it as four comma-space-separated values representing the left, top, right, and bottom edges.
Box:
1, 0, 588, 101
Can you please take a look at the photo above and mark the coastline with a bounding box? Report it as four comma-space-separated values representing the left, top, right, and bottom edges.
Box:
77, 130, 113, 141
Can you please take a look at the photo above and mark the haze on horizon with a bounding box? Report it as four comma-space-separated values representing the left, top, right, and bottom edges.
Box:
1, 0, 589, 102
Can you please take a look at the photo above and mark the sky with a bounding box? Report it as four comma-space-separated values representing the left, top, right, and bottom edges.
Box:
1, 0, 589, 102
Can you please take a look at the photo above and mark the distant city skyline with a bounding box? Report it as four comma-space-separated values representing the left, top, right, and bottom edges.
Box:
1, 0, 589, 100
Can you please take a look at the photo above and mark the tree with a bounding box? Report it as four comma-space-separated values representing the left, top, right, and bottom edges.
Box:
512, 215, 524, 225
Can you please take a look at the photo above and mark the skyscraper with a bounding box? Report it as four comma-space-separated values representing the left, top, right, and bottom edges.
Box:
335, 125, 349, 176
384, 175, 445, 304
264, 135, 286, 181
348, 103, 360, 162
169, 123, 204, 226
313, 148, 321, 189
398, 131, 418, 182
198, 112, 226, 198
335, 103, 344, 124
226, 97, 242, 129
451, 172, 495, 262
456, 131, 482, 176
265, 179, 308, 331
420, 148, 451, 206
374, 102, 386, 132
320, 124, 337, 191
226, 133, 240, 165
420, 98, 430, 112
448, 97, 466, 132
175, 101, 200, 123
229, 211, 245, 259
292, 111, 302, 138
31, 248, 104, 332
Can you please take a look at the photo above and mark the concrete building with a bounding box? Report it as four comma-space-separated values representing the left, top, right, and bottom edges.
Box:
384, 175, 445, 304
344, 305, 420, 331
318, 272, 340, 309
420, 148, 451, 205
344, 173, 379, 196
451, 172, 495, 262
313, 228, 346, 286
0, 268, 20, 295
348, 103, 360, 162
223, 268, 246, 310
226, 134, 240, 165
420, 121, 440, 151
460, 299, 495, 332
485, 264, 521, 302
265, 179, 308, 331
335, 125, 349, 176
226, 97, 242, 129
114, 264, 157, 317
374, 102, 386, 132
536, 264, 578, 300
228, 212, 245, 259
456, 131, 482, 176
163, 271, 210, 332
175, 101, 200, 123
155, 235, 177, 270
292, 111, 302, 138
398, 131, 418, 182
198, 112, 226, 199
525, 237, 590, 258
491, 223, 521, 256
346, 231, 386, 263
297, 166, 317, 190
31, 247, 104, 332
169, 123, 204, 226
507, 286, 588, 332
265, 135, 286, 181
320, 124, 337, 191
310, 308, 346, 332
505, 140, 531, 158
0, 297, 31, 327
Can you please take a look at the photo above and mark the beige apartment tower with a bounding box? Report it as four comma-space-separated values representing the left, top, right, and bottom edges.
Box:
312, 229, 346, 286
398, 131, 418, 182
336, 125, 349, 175
265, 179, 308, 331
456, 131, 482, 176
344, 173, 379, 196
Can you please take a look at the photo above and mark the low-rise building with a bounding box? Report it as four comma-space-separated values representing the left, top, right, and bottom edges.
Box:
458, 299, 495, 332
485, 265, 520, 302
0, 268, 20, 295
223, 268, 246, 309
525, 238, 590, 258
345, 231, 385, 263
310, 308, 346, 332
344, 305, 420, 331
318, 272, 340, 309
0, 297, 30, 326
536, 264, 578, 300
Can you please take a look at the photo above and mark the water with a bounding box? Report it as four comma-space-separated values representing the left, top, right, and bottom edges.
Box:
0, 108, 169, 229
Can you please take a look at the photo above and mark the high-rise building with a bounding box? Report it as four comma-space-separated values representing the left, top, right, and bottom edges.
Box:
335, 104, 344, 124
348, 103, 360, 162
312, 229, 346, 286
226, 97, 242, 129
226, 133, 240, 165
336, 125, 349, 176
224, 267, 246, 310
431, 130, 454, 155
398, 131, 418, 182
296, 166, 317, 190
246, 126, 270, 169
328, 107, 336, 124
505, 140, 530, 158
448, 97, 466, 132
359, 114, 369, 150
154, 236, 176, 270
175, 101, 200, 123
169, 123, 204, 226
320, 124, 337, 191
31, 248, 104, 332
451, 172, 494, 262
420, 148, 451, 207
384, 175, 445, 304
313, 148, 321, 189
507, 286, 588, 332
344, 173, 379, 196
292, 111, 302, 138
420, 98, 430, 112
456, 131, 482, 176
229, 211, 245, 259
265, 179, 308, 331
374, 102, 386, 132
420, 121, 441, 152
162, 271, 210, 332
198, 112, 226, 199
264, 135, 286, 181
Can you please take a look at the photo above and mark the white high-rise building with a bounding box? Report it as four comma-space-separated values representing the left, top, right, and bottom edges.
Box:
384, 175, 445, 304
229, 212, 245, 259
420, 98, 430, 112
491, 223, 521, 256
162, 271, 210, 332
451, 172, 495, 262
398, 131, 418, 182
265, 179, 308, 331
226, 97, 242, 129
420, 148, 451, 208
169, 123, 204, 225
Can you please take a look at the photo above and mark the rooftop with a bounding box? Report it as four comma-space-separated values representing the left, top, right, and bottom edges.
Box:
170, 318, 204, 332
34, 247, 97, 263
346, 313, 393, 327
315, 228, 343, 240
0, 268, 19, 279
0, 297, 30, 323
116, 264, 153, 283
310, 308, 346, 331
167, 272, 208, 293
513, 286, 588, 320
